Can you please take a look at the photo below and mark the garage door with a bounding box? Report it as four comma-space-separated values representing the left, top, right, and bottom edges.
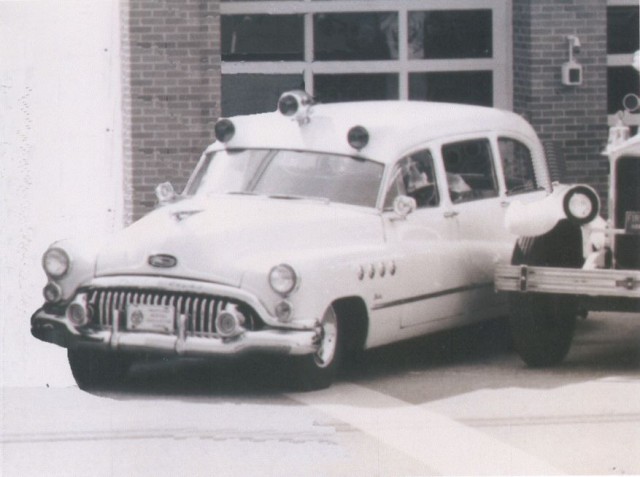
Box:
0, 1, 123, 386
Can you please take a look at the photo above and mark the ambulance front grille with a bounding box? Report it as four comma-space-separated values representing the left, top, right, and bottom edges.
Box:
86, 288, 262, 336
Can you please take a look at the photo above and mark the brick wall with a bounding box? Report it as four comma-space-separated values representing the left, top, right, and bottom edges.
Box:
513, 0, 609, 208
122, 0, 221, 221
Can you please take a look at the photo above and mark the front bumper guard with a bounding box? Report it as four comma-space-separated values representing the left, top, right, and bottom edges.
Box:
31, 308, 319, 357
495, 264, 640, 298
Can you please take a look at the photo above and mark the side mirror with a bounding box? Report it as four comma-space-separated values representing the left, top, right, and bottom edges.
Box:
155, 181, 176, 205
392, 195, 417, 220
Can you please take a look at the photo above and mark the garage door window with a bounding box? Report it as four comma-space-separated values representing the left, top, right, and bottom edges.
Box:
221, 1, 511, 116
606, 1, 639, 126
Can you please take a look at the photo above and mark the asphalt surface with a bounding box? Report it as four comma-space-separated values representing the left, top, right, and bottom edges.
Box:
2, 312, 639, 476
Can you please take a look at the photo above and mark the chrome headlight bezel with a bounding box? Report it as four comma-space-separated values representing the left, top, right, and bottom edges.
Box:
563, 185, 599, 225
42, 248, 70, 279
268, 264, 299, 296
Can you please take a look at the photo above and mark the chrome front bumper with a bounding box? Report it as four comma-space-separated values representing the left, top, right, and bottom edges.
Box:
495, 264, 640, 298
31, 308, 319, 357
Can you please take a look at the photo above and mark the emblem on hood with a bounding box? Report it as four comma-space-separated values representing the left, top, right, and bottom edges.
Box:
173, 210, 203, 222
148, 254, 178, 268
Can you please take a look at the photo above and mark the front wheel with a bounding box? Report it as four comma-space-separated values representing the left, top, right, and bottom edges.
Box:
508, 220, 582, 367
509, 293, 577, 367
67, 348, 132, 390
290, 306, 339, 391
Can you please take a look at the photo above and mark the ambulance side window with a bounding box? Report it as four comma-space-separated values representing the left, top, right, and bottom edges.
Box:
442, 138, 498, 203
384, 149, 439, 209
498, 137, 538, 195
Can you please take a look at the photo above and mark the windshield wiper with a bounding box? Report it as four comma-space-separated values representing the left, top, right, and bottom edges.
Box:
269, 194, 329, 203
227, 191, 260, 196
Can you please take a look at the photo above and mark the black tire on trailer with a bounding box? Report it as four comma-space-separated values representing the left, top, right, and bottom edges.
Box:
67, 348, 132, 390
508, 219, 583, 367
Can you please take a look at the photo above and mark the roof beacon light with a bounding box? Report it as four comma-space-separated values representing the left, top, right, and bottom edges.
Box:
214, 118, 235, 143
347, 125, 369, 150
278, 90, 313, 124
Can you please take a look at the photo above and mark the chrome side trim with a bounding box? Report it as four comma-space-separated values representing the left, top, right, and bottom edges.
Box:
372, 283, 494, 310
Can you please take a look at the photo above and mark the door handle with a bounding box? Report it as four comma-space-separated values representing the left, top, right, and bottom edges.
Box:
500, 200, 511, 208
444, 210, 459, 218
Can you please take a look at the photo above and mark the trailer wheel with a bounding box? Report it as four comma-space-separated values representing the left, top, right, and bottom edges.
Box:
509, 220, 583, 367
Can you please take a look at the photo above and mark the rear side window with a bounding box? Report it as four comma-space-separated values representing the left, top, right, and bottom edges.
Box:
498, 137, 538, 195
442, 139, 498, 203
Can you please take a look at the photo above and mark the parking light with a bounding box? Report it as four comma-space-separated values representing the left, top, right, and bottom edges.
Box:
275, 300, 293, 323
43, 282, 62, 303
67, 302, 88, 326
215, 310, 245, 338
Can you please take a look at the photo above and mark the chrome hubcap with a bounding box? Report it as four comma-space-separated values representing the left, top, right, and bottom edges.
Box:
314, 307, 338, 368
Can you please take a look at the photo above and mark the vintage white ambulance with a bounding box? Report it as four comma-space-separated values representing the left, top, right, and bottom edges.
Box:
33, 90, 566, 390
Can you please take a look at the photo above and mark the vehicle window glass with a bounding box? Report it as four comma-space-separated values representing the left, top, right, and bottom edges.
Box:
187, 149, 384, 208
384, 150, 439, 209
498, 137, 539, 195
221, 15, 304, 61
408, 9, 492, 59
313, 12, 398, 61
442, 139, 498, 203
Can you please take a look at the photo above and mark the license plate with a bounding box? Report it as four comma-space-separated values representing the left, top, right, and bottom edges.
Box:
625, 211, 640, 234
126, 304, 175, 333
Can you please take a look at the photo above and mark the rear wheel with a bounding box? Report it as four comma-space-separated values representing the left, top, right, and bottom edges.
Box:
509, 220, 582, 367
290, 306, 339, 391
67, 348, 132, 390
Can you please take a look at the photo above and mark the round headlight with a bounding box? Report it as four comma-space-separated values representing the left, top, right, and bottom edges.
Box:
269, 264, 298, 296
43, 248, 70, 278
563, 186, 599, 225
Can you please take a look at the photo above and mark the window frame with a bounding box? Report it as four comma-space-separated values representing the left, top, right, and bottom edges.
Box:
221, 0, 512, 109
607, 0, 640, 127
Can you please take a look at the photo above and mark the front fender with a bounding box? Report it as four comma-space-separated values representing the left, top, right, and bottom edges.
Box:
239, 245, 384, 325
44, 238, 104, 302
505, 184, 600, 237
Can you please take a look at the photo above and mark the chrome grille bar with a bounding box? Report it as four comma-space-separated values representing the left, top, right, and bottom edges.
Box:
86, 288, 259, 336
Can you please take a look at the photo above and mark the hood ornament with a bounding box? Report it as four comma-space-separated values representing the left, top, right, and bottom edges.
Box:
173, 210, 203, 222
148, 254, 178, 268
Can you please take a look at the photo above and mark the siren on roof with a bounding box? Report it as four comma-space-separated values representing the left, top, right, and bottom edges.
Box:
278, 90, 313, 124
214, 118, 235, 143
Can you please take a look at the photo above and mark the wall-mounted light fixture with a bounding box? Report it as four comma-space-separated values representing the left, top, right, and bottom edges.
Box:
562, 35, 583, 86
